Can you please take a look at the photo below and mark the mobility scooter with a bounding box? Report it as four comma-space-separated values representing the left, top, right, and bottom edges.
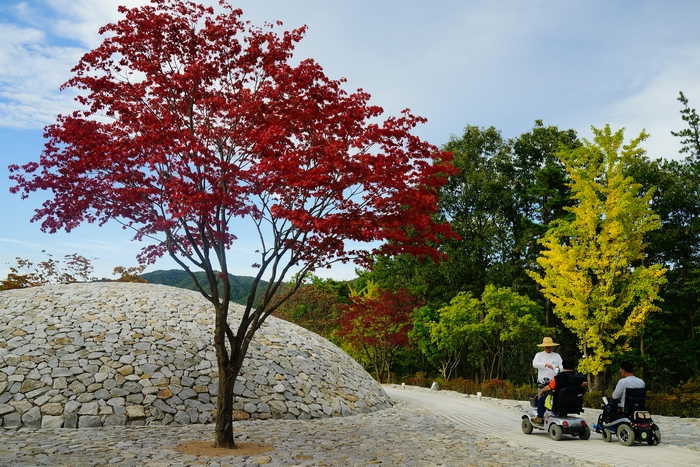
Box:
521, 372, 590, 440
594, 388, 661, 446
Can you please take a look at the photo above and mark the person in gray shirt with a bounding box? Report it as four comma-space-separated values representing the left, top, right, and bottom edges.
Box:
611, 361, 645, 411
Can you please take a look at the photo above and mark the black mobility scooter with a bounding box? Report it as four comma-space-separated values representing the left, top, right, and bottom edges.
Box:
594, 388, 660, 446
522, 372, 590, 440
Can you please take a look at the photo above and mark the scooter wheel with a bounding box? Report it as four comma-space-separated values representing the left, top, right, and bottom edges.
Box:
602, 429, 613, 442
549, 424, 563, 441
649, 428, 661, 445
578, 426, 591, 440
617, 423, 635, 446
521, 417, 534, 434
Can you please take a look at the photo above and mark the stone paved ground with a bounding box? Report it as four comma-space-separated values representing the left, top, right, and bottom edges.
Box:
498, 395, 700, 452
386, 385, 700, 467
1, 402, 595, 466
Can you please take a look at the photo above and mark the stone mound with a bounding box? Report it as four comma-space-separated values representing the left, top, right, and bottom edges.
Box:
0, 282, 391, 429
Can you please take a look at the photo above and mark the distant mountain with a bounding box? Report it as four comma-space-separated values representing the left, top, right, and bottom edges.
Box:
141, 269, 269, 305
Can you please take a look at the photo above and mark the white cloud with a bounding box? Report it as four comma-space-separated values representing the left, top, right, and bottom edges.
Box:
46, 0, 149, 47
0, 1, 153, 129
591, 47, 700, 160
0, 22, 81, 128
0, 237, 42, 249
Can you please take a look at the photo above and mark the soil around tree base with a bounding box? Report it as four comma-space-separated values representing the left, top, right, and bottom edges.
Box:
173, 440, 273, 457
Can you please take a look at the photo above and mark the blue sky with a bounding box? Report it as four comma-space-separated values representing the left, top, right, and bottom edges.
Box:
2, 0, 700, 280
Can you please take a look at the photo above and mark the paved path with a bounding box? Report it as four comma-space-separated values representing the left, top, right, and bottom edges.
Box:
385, 385, 700, 467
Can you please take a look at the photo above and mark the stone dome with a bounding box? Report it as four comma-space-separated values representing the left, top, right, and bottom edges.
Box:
0, 282, 391, 429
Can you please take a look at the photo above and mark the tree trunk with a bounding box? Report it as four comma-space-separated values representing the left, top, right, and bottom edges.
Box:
215, 364, 236, 448
583, 347, 592, 388
213, 300, 238, 449
593, 372, 605, 392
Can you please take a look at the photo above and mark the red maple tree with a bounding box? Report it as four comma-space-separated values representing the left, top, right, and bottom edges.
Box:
9, 0, 454, 447
337, 288, 420, 383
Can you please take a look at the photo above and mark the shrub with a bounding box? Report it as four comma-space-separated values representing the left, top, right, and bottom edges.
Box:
403, 371, 430, 388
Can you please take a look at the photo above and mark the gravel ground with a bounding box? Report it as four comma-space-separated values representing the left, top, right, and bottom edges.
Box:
1, 401, 594, 466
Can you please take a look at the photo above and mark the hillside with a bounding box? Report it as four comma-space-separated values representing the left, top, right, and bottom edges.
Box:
141, 269, 269, 305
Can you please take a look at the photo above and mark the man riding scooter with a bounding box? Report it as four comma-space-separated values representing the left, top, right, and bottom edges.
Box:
602, 361, 645, 419
538, 357, 588, 407
531, 337, 562, 425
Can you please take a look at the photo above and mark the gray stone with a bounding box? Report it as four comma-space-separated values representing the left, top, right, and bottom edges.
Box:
9, 400, 32, 414
103, 414, 127, 426
173, 412, 191, 424
68, 381, 86, 393
79, 402, 98, 415
64, 400, 80, 413
63, 411, 78, 428
41, 415, 64, 428
123, 382, 142, 394
153, 399, 177, 414
119, 355, 134, 364
3, 412, 21, 427
258, 402, 270, 413
141, 364, 159, 375
21, 406, 42, 428
53, 377, 67, 389
126, 393, 144, 404
107, 397, 125, 407
0, 404, 15, 416
77, 393, 95, 403
94, 389, 111, 400
78, 415, 101, 428
179, 388, 196, 400
181, 376, 194, 387
26, 386, 50, 398
52, 368, 72, 378
94, 373, 109, 383
110, 388, 129, 397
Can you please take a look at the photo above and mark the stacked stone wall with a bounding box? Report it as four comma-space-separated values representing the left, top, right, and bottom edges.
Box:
0, 282, 391, 428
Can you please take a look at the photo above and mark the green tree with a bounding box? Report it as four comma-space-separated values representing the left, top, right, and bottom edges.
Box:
618, 93, 700, 387
506, 121, 581, 310
417, 294, 481, 380
529, 125, 667, 382
439, 126, 514, 295
414, 285, 544, 382
671, 91, 700, 161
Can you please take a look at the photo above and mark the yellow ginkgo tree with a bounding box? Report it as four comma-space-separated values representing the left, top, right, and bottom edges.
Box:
529, 125, 667, 381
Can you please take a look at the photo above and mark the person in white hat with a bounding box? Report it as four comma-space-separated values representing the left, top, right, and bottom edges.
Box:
531, 336, 562, 424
